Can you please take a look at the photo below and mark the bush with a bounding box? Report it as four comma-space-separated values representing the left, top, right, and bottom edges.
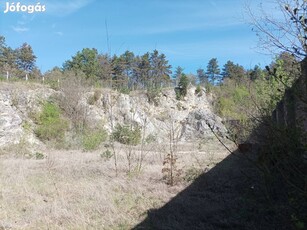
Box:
35, 102, 68, 142
88, 88, 102, 105
100, 149, 113, 161
145, 134, 157, 144
184, 166, 202, 182
82, 129, 108, 151
176, 74, 189, 100
112, 124, 141, 146
119, 87, 131, 95
35, 152, 45, 160
195, 85, 202, 95
146, 88, 161, 106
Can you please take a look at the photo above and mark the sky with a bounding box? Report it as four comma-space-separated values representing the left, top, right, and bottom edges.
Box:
0, 0, 275, 74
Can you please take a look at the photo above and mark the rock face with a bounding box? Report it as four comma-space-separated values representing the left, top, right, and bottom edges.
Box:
180, 109, 227, 140
0, 96, 23, 146
85, 85, 227, 142
0, 82, 227, 147
0, 83, 55, 147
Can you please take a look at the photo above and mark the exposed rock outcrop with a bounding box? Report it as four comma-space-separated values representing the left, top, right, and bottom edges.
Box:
0, 83, 227, 147
0, 83, 55, 147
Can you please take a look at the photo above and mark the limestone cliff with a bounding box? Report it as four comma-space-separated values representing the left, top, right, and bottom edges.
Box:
0, 82, 227, 147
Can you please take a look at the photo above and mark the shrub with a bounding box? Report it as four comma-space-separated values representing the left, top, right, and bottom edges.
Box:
176, 74, 189, 100
82, 129, 108, 151
112, 124, 141, 146
119, 87, 131, 95
146, 88, 161, 106
88, 88, 102, 105
145, 134, 157, 144
184, 166, 202, 182
195, 85, 202, 95
35, 102, 68, 142
100, 149, 113, 161
35, 152, 45, 160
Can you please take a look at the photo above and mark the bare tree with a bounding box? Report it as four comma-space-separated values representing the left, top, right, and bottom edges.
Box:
57, 71, 88, 133
246, 0, 307, 59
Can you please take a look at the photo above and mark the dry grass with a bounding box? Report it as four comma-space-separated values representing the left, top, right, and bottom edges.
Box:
0, 139, 234, 229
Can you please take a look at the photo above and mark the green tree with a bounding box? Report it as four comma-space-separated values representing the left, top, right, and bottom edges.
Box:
97, 53, 113, 85
63, 48, 100, 80
120, 50, 136, 89
112, 124, 141, 146
16, 43, 36, 80
206, 58, 220, 84
222, 61, 246, 84
0, 35, 6, 68
197, 68, 208, 85
176, 73, 189, 100
173, 66, 184, 85
249, 65, 263, 81
271, 52, 300, 80
149, 50, 172, 88
0, 36, 16, 78
111, 54, 129, 89
132, 52, 152, 89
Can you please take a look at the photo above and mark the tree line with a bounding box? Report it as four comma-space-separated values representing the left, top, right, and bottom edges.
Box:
0, 34, 300, 96
0, 36, 39, 80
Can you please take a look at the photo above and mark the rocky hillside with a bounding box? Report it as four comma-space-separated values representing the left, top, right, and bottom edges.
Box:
0, 82, 227, 148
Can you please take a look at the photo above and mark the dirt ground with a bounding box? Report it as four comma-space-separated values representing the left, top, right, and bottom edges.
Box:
0, 139, 292, 229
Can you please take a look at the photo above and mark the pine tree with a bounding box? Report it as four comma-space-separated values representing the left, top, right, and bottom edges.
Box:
206, 58, 220, 84
16, 43, 36, 80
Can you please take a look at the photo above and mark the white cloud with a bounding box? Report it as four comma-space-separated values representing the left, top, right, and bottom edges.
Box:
12, 26, 29, 33
45, 0, 94, 16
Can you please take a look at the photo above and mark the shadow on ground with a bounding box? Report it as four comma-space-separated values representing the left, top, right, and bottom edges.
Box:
133, 149, 292, 230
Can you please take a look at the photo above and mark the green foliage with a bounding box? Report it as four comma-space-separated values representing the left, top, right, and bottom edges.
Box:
0, 36, 37, 79
82, 129, 108, 151
44, 67, 62, 90
15, 43, 37, 74
35, 102, 68, 142
176, 74, 189, 100
206, 58, 221, 84
112, 124, 141, 146
173, 66, 184, 84
252, 54, 300, 114
162, 153, 182, 186
184, 166, 202, 182
291, 214, 305, 230
119, 87, 131, 95
258, 123, 307, 228
63, 48, 100, 80
146, 87, 161, 106
222, 60, 246, 83
145, 134, 157, 143
204, 82, 213, 94
34, 152, 45, 160
215, 83, 249, 120
100, 149, 113, 161
195, 85, 202, 95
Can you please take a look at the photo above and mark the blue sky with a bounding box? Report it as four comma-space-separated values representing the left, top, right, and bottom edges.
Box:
0, 0, 274, 74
